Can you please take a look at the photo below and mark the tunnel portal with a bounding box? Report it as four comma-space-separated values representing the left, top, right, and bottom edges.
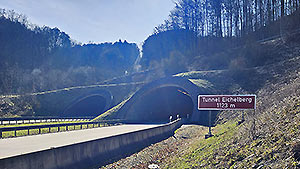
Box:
127, 86, 194, 122
63, 94, 107, 117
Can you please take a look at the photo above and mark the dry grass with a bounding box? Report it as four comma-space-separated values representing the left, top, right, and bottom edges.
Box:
101, 125, 208, 169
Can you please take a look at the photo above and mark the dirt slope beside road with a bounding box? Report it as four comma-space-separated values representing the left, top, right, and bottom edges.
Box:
100, 125, 208, 169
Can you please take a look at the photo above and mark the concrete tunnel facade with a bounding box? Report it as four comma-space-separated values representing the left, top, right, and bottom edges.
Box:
30, 74, 217, 126
63, 90, 113, 117
31, 82, 142, 117
117, 76, 217, 126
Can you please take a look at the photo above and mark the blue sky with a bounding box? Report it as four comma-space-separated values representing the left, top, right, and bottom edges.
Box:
0, 0, 174, 44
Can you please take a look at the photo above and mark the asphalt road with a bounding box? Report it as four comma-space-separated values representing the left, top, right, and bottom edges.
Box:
0, 124, 161, 159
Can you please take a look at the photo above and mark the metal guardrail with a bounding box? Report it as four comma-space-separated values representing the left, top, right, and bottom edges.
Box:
0, 120, 124, 139
0, 116, 94, 125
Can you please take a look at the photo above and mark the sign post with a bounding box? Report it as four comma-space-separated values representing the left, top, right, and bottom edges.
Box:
198, 95, 256, 139
207, 110, 212, 138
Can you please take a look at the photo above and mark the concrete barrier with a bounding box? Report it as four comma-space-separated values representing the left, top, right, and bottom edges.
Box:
0, 119, 183, 169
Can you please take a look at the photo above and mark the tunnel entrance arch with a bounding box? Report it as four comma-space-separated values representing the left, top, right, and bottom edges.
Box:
117, 76, 215, 125
63, 90, 113, 117
125, 86, 194, 122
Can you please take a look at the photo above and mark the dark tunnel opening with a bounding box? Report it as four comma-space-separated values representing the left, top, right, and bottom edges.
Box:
64, 95, 107, 117
129, 86, 194, 122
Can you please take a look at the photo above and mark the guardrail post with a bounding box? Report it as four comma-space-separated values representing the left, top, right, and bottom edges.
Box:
0, 130, 2, 138
58, 126, 60, 132
14, 130, 17, 137
39, 128, 41, 134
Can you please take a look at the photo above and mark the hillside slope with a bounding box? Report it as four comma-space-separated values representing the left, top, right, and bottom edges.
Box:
101, 33, 300, 169
0, 9, 139, 94
165, 36, 300, 168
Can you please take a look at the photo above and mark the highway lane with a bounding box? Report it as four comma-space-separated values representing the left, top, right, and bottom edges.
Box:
0, 124, 162, 159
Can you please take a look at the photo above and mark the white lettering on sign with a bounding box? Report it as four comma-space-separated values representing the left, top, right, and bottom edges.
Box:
202, 97, 220, 103
202, 96, 252, 104
221, 96, 252, 104
198, 95, 256, 110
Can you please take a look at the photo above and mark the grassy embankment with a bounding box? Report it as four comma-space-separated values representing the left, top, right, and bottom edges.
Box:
166, 99, 300, 168
166, 121, 239, 168
92, 96, 132, 121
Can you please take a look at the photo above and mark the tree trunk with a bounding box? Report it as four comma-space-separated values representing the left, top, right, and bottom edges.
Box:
281, 0, 285, 17
254, 0, 258, 30
229, 1, 233, 37
259, 0, 264, 27
242, 0, 247, 35
267, 0, 272, 24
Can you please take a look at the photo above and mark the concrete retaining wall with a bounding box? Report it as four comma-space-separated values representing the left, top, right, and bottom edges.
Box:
0, 120, 183, 169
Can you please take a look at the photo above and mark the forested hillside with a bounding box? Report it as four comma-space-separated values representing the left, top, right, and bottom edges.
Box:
140, 0, 300, 75
1, 0, 300, 119
2, 0, 300, 94
155, 0, 300, 38
0, 9, 139, 94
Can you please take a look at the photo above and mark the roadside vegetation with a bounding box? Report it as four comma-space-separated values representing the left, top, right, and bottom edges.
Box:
164, 52, 300, 168
92, 93, 134, 121
166, 100, 300, 168
166, 121, 238, 168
